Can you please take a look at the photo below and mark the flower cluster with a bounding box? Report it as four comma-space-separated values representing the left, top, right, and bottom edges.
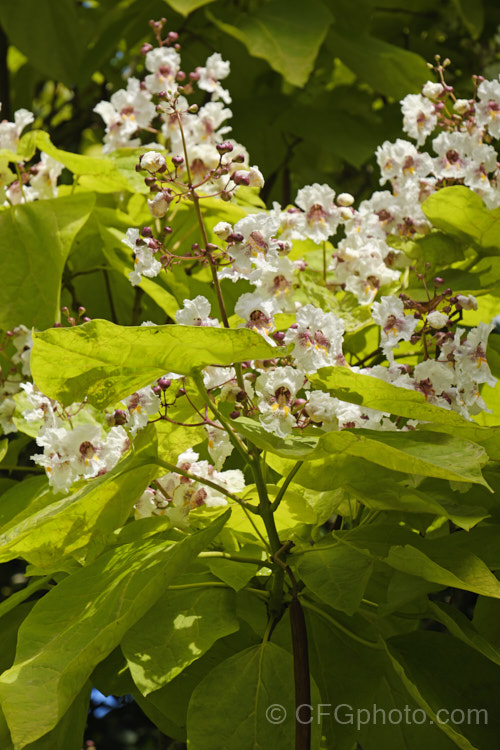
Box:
0, 105, 63, 205
134, 448, 244, 526
2, 25, 499, 527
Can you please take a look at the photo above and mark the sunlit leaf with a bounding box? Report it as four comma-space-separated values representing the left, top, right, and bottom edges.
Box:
0, 512, 230, 747
31, 319, 280, 408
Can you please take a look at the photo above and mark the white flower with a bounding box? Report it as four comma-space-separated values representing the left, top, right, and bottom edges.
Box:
30, 153, 64, 199
178, 141, 221, 185
441, 323, 497, 390
463, 143, 497, 192
476, 79, 500, 138
190, 101, 233, 145
284, 305, 344, 373
0, 107, 34, 152
205, 422, 233, 468
295, 183, 341, 243
432, 131, 474, 180
175, 295, 219, 326
94, 78, 155, 153
247, 165, 265, 188
218, 211, 281, 282
151, 448, 245, 528
368, 363, 414, 390
413, 359, 455, 402
124, 386, 161, 435
333, 247, 400, 305
255, 256, 296, 313
376, 139, 433, 188
4, 182, 37, 205
401, 94, 437, 145
144, 47, 181, 94
234, 292, 275, 338
19, 382, 57, 426
305, 390, 339, 430
32, 422, 128, 493
276, 204, 308, 242
203, 366, 235, 391
11, 325, 33, 376
196, 53, 232, 104
422, 81, 445, 100
333, 399, 389, 430
134, 487, 160, 519
372, 296, 418, 356
255, 366, 305, 437
356, 190, 400, 235
122, 228, 162, 286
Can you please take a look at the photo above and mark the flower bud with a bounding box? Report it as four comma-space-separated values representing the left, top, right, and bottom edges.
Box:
213, 221, 232, 240
217, 141, 234, 154
158, 376, 172, 390
453, 99, 470, 115
246, 165, 265, 188
147, 193, 171, 218
229, 410, 240, 419
336, 192, 354, 207
172, 155, 184, 167
232, 171, 251, 186
422, 81, 444, 100
427, 310, 449, 329
456, 294, 478, 310
339, 207, 354, 221
112, 409, 127, 426
140, 151, 167, 173
141, 43, 154, 55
